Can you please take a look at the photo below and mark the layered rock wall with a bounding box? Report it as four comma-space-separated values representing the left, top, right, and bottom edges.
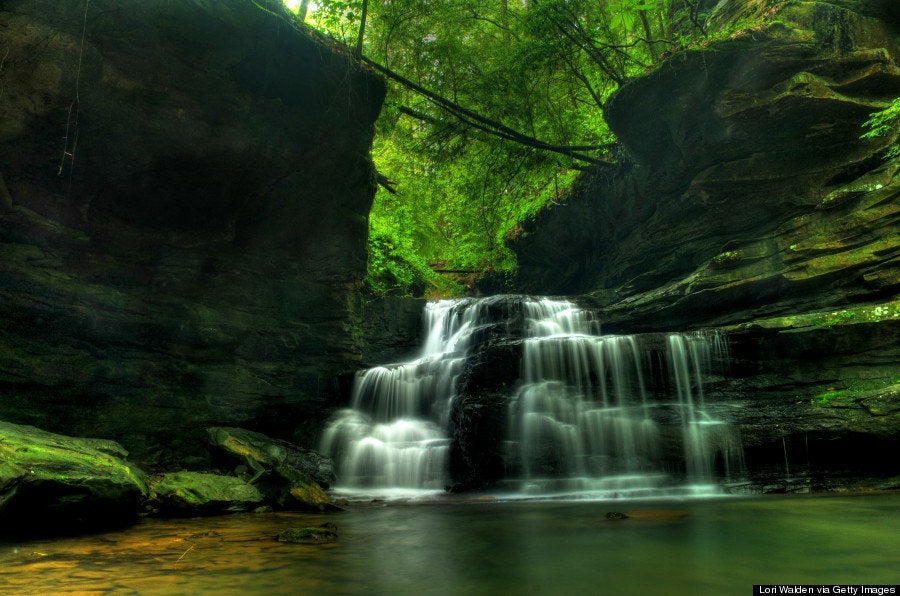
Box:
511, 0, 899, 479
514, 1, 898, 322
0, 0, 386, 466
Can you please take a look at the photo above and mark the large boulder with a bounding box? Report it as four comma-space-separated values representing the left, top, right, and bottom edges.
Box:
152, 471, 264, 516
208, 426, 334, 488
208, 426, 335, 510
0, 420, 148, 535
0, 0, 389, 467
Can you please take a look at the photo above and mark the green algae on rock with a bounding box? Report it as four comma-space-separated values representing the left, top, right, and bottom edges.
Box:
207, 427, 336, 511
0, 420, 148, 535
207, 427, 334, 489
283, 471, 334, 512
276, 524, 338, 544
152, 472, 264, 516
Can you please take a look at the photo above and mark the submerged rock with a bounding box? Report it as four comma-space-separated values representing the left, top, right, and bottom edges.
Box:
152, 471, 264, 516
277, 524, 338, 544
622, 510, 690, 522
0, 420, 148, 535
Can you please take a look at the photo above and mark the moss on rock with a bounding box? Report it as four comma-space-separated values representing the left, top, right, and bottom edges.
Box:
152, 471, 264, 516
0, 0, 388, 467
207, 427, 336, 511
0, 420, 148, 536
731, 299, 900, 332
276, 524, 338, 544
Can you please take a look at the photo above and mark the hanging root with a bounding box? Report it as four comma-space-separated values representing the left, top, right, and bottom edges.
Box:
58, 0, 90, 182
0, 46, 9, 102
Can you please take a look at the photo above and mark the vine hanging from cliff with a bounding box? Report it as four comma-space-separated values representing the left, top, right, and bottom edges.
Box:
58, 0, 91, 190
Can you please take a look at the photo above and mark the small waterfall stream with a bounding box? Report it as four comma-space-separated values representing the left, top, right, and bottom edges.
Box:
321, 296, 744, 498
320, 299, 485, 493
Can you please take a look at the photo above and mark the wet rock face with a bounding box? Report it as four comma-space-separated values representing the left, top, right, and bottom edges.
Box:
356, 296, 425, 368
510, 0, 899, 478
0, 1, 386, 465
723, 304, 900, 483
512, 0, 899, 326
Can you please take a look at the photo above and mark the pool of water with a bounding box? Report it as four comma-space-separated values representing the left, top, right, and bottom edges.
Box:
1, 492, 897, 594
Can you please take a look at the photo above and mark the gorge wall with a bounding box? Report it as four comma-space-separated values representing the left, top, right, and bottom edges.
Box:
511, 0, 899, 483
0, 0, 392, 467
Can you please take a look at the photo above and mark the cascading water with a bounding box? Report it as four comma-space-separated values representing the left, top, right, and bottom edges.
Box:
667, 332, 743, 482
505, 306, 743, 497
321, 295, 744, 499
320, 299, 488, 495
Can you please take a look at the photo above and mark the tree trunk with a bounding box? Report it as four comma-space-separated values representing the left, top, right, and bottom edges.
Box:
355, 0, 369, 57
639, 10, 657, 63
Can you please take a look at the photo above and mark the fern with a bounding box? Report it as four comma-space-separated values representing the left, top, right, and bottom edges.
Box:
861, 97, 900, 159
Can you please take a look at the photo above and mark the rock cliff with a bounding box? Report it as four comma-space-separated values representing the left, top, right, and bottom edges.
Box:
0, 0, 385, 466
511, 0, 899, 482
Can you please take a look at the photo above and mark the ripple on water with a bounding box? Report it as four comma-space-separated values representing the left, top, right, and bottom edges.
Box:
0, 493, 897, 595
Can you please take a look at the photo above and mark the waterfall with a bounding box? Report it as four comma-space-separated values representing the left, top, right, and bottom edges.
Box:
667, 332, 743, 482
504, 302, 742, 497
320, 299, 491, 494
320, 296, 744, 498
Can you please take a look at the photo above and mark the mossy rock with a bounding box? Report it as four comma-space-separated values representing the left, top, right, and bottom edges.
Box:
261, 464, 335, 511
207, 426, 337, 511
207, 427, 335, 489
152, 471, 264, 516
277, 524, 337, 544
287, 481, 333, 511
0, 420, 149, 536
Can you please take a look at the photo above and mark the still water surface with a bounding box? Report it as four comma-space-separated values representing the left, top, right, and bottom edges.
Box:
1, 493, 897, 595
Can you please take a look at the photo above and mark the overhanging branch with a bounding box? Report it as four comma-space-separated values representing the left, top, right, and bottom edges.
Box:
361, 56, 615, 165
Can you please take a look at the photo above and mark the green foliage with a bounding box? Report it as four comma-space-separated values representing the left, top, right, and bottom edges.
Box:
812, 375, 900, 405
365, 200, 434, 297
286, 0, 737, 296
609, 0, 659, 31
861, 97, 900, 160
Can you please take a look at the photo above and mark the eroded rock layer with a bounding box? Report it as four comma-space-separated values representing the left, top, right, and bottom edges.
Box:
511, 0, 899, 480
0, 0, 385, 466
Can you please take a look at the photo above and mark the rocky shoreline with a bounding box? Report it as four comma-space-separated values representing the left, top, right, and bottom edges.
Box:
0, 421, 337, 537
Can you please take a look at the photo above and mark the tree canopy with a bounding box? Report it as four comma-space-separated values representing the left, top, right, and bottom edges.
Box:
282, 0, 722, 296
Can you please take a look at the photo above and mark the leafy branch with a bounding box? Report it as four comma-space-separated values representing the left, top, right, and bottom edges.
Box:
861, 97, 900, 159
361, 56, 615, 165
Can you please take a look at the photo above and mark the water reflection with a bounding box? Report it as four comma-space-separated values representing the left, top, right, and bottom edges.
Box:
0, 494, 897, 594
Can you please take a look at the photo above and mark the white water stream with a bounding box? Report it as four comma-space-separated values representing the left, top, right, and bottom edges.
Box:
320, 296, 743, 499
320, 299, 483, 494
